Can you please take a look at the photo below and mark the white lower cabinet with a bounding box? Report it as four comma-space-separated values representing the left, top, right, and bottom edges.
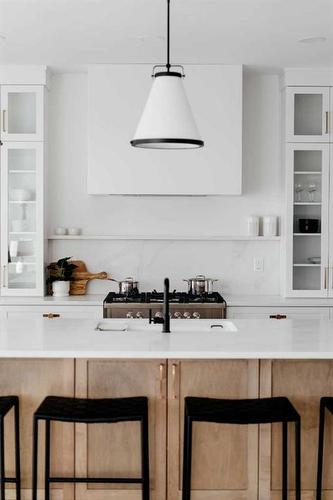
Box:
1, 305, 102, 319
227, 306, 330, 319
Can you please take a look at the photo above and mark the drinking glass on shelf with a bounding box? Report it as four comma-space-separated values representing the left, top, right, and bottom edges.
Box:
295, 183, 304, 202
307, 183, 317, 202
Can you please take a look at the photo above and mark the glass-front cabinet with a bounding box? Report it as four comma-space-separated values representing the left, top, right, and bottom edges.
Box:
285, 144, 329, 296
0, 142, 44, 295
0, 85, 44, 141
286, 87, 330, 143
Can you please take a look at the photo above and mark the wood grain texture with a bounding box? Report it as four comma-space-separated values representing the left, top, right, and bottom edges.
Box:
0, 359, 74, 500
75, 359, 167, 500
167, 360, 259, 500
260, 360, 333, 500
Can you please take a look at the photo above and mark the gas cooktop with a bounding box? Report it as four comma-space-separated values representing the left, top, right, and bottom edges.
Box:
104, 290, 226, 304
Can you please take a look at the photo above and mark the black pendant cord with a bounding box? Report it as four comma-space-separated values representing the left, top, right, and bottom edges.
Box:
166, 0, 171, 72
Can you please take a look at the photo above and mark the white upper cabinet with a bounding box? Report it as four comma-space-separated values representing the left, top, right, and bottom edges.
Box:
87, 65, 243, 195
0, 85, 44, 141
286, 87, 330, 143
0, 142, 44, 295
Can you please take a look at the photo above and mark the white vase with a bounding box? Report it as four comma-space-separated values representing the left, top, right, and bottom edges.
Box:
52, 280, 70, 297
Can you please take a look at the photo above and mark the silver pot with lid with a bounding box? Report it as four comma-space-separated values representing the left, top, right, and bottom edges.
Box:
183, 274, 218, 295
111, 277, 139, 295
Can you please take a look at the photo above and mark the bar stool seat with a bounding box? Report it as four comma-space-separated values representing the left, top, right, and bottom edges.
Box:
185, 396, 300, 424
0, 395, 21, 500
32, 395, 150, 500
34, 395, 148, 423
182, 396, 301, 500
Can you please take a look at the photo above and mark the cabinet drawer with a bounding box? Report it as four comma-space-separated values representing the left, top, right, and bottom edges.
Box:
227, 306, 330, 319
2, 305, 102, 319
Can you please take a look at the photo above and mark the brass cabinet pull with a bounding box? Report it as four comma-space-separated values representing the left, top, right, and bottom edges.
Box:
159, 363, 165, 399
325, 111, 329, 134
2, 110, 6, 132
43, 313, 60, 319
269, 314, 287, 320
172, 363, 177, 399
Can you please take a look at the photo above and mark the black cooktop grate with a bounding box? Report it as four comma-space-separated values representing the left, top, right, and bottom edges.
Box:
104, 291, 225, 304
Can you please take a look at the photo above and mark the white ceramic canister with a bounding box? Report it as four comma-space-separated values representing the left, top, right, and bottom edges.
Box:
247, 215, 260, 237
263, 216, 278, 237
52, 280, 70, 297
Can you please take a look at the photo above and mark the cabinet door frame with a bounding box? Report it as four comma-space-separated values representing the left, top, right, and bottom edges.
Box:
0, 141, 44, 296
75, 358, 167, 500
0, 85, 44, 141
167, 359, 259, 500
328, 143, 333, 296
286, 86, 330, 143
285, 142, 330, 297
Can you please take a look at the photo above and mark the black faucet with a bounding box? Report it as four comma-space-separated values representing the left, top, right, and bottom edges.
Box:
149, 278, 171, 333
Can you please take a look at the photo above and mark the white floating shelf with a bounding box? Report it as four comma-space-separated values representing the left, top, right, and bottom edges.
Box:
294, 202, 321, 206
294, 171, 322, 175
293, 263, 321, 267
9, 170, 36, 174
293, 233, 321, 236
9, 200, 36, 204
48, 234, 281, 242
9, 232, 36, 235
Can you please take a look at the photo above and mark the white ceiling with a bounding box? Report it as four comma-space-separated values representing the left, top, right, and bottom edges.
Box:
0, 0, 332, 71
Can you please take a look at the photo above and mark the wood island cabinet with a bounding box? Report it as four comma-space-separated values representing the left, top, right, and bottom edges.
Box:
1, 358, 333, 500
0, 359, 74, 500
74, 359, 167, 500
260, 360, 333, 500
167, 360, 259, 500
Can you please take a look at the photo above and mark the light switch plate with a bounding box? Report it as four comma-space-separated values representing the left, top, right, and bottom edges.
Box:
253, 257, 264, 272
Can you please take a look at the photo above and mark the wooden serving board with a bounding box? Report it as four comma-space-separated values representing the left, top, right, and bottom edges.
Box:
70, 260, 108, 295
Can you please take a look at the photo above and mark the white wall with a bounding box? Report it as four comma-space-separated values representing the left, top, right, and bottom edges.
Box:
47, 71, 282, 296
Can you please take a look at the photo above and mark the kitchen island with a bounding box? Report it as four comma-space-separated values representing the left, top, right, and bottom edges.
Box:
1, 317, 333, 500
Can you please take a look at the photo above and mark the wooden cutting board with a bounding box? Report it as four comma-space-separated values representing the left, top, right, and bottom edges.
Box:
70, 260, 108, 295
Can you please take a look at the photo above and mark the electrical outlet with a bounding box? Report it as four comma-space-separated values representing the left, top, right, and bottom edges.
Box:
253, 257, 264, 272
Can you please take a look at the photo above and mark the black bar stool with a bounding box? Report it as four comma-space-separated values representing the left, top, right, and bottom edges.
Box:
0, 396, 20, 500
32, 395, 149, 500
182, 396, 301, 500
316, 397, 333, 500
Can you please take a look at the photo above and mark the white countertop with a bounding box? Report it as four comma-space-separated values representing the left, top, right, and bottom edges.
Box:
1, 317, 333, 359
1, 294, 333, 308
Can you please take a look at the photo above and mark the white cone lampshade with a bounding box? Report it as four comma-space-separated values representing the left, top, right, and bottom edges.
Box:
131, 72, 204, 149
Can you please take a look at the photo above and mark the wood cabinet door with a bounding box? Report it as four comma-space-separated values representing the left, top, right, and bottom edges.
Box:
0, 359, 74, 500
75, 359, 167, 500
259, 360, 333, 500
167, 359, 259, 500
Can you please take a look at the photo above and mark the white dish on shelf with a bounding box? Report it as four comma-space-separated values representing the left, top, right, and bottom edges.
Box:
10, 189, 33, 201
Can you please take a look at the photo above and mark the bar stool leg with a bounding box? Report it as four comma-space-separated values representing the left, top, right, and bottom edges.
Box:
282, 422, 288, 500
317, 400, 325, 500
32, 417, 39, 500
0, 417, 5, 500
182, 415, 193, 500
295, 419, 301, 500
141, 414, 150, 500
14, 401, 21, 500
44, 421, 50, 500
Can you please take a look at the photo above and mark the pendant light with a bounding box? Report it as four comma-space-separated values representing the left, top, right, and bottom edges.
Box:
130, 0, 204, 149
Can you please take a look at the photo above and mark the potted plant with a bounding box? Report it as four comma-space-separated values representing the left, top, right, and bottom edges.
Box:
47, 257, 78, 297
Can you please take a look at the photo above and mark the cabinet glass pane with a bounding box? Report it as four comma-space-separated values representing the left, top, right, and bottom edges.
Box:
7, 148, 37, 290
292, 149, 323, 291
294, 94, 323, 136
8, 92, 36, 134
